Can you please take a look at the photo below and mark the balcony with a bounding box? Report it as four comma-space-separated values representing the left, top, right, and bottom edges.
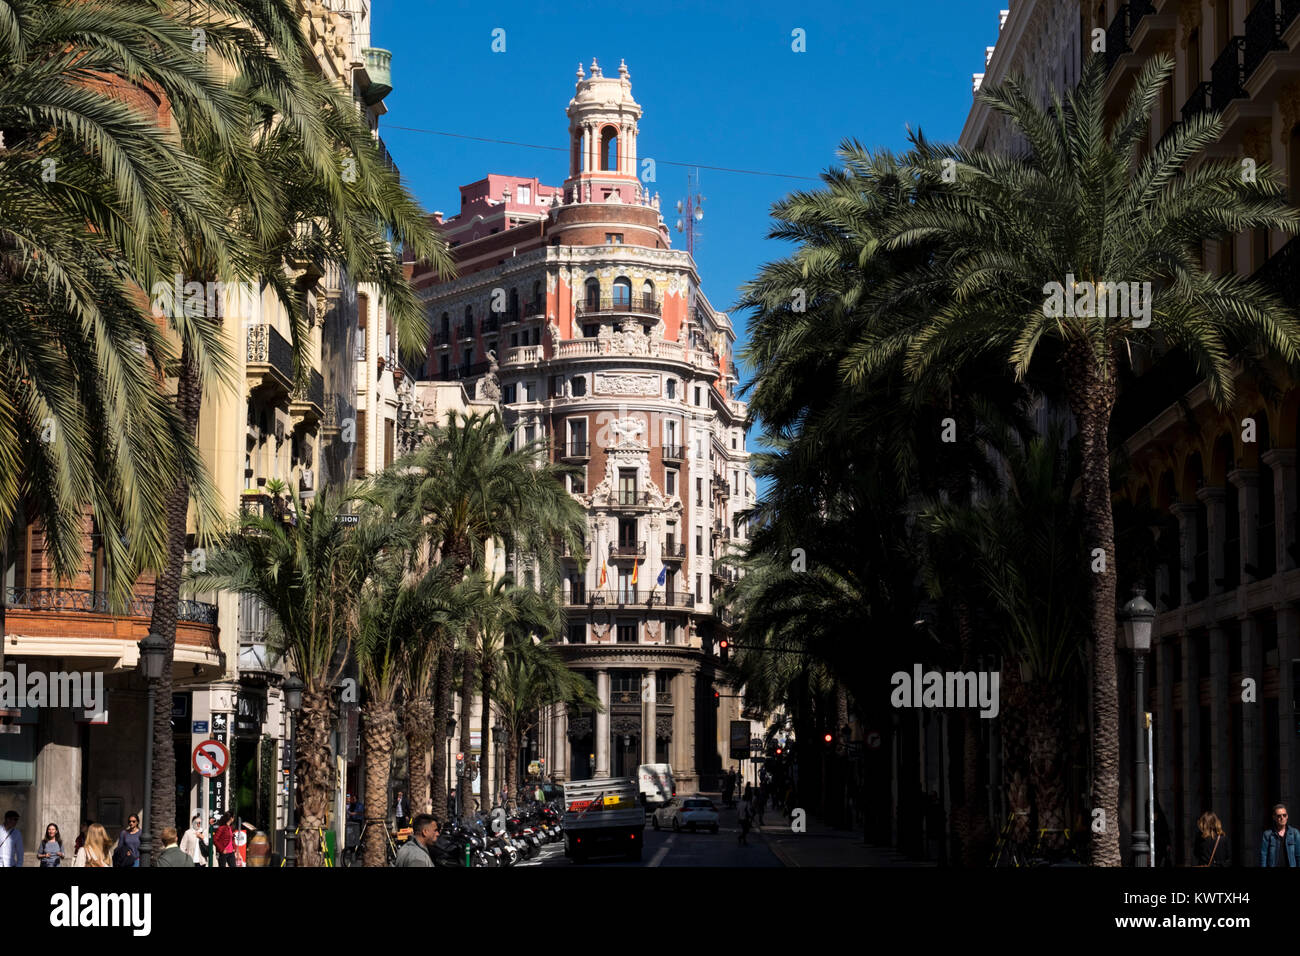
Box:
586, 589, 692, 608
1252, 233, 1300, 306
1288, 0, 1300, 33
290, 368, 324, 424
662, 543, 686, 562
523, 299, 545, 319
1104, 1, 1158, 74
456, 324, 472, 340
483, 314, 501, 333
361, 48, 392, 105
246, 323, 294, 396
612, 491, 651, 511
1181, 81, 1213, 123
561, 539, 591, 559
608, 541, 647, 559
575, 294, 662, 319
1210, 36, 1248, 112
1246, 0, 1291, 79
662, 444, 684, 463
562, 441, 590, 461
375, 136, 399, 180
502, 345, 543, 366
713, 476, 731, 499
433, 327, 452, 346
432, 361, 491, 382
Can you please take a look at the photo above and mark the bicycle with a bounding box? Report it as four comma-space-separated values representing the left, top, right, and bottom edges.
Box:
341, 819, 402, 867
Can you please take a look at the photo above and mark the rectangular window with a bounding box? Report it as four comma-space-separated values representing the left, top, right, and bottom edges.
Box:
571, 376, 587, 397
618, 517, 637, 548
695, 574, 702, 604
384, 419, 395, 469
570, 469, 586, 494
584, 324, 598, 338
605, 233, 624, 244
666, 568, 677, 594
665, 470, 676, 496
503, 383, 517, 404
617, 620, 637, 643
696, 478, 703, 507
619, 469, 637, 505
531, 327, 540, 345
525, 380, 537, 402
569, 418, 587, 449
665, 621, 677, 645
619, 571, 635, 603
696, 528, 703, 555
549, 374, 561, 398
517, 185, 531, 205
354, 414, 367, 478
666, 379, 676, 399
439, 355, 449, 377
524, 425, 536, 445
567, 622, 586, 644
511, 333, 519, 347
695, 386, 703, 406
570, 574, 585, 604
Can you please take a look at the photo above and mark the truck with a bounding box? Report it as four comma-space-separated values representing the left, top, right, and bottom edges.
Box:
637, 763, 675, 809
561, 777, 645, 862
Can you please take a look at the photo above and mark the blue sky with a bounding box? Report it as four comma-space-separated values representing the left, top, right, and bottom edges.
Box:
375, 0, 1003, 387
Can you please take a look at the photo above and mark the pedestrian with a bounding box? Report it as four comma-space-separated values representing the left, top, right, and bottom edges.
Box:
37, 823, 64, 867
395, 814, 439, 867
1192, 811, 1229, 867
213, 812, 236, 867
156, 827, 194, 867
180, 814, 208, 866
232, 817, 250, 866
113, 813, 141, 867
743, 782, 753, 804
73, 824, 112, 867
73, 821, 88, 855
737, 794, 752, 846
754, 786, 766, 827
1261, 803, 1300, 867
0, 811, 22, 867
394, 789, 410, 830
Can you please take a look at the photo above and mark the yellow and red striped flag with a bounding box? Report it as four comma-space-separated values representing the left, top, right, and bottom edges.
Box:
630, 559, 639, 585
598, 559, 608, 589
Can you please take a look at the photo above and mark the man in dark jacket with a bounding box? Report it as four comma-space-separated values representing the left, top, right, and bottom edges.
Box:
1261, 804, 1300, 867
156, 827, 194, 867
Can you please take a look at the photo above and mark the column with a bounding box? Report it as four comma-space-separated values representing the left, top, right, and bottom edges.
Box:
1241, 615, 1263, 866
1157, 634, 1176, 849
1279, 606, 1300, 813
595, 669, 610, 778
554, 702, 568, 782
35, 705, 81, 861
1196, 485, 1226, 594
1229, 469, 1259, 582
642, 668, 657, 765
1263, 449, 1297, 572
1171, 503, 1198, 605
1208, 625, 1230, 830
1180, 630, 1200, 864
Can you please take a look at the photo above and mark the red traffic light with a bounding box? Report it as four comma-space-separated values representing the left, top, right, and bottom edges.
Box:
775, 747, 782, 755
713, 689, 720, 699
719, 639, 728, 649
823, 733, 833, 744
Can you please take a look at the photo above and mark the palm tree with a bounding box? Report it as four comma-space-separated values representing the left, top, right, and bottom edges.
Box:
142, 0, 451, 850
0, 0, 243, 644
378, 411, 585, 821
189, 483, 405, 866
880, 54, 1300, 864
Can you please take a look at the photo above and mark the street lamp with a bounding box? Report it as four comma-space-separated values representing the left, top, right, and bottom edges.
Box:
282, 674, 304, 866
137, 632, 168, 868
1119, 585, 1157, 868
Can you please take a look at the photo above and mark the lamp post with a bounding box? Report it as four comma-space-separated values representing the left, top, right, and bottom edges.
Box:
283, 674, 304, 866
137, 632, 168, 867
492, 721, 504, 806
1119, 586, 1156, 868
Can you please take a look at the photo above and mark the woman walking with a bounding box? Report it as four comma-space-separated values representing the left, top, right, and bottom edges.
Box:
113, 814, 142, 867
73, 824, 113, 867
213, 813, 236, 867
37, 824, 64, 867
1192, 811, 1231, 867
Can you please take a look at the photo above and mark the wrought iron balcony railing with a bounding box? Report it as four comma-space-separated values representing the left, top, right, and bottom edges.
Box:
1246, 0, 1290, 79
608, 541, 647, 558
575, 294, 662, 318
562, 441, 590, 459
291, 369, 324, 412
523, 299, 545, 318
612, 491, 651, 510
246, 323, 294, 387
1181, 81, 1213, 123
662, 444, 684, 462
6, 587, 218, 626
1210, 36, 1247, 112
662, 543, 686, 561
1252, 233, 1300, 306
585, 589, 693, 608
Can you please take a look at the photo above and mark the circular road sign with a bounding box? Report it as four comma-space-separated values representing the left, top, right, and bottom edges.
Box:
192, 739, 230, 778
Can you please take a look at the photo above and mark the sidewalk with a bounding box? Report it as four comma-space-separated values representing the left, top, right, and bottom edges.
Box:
703, 792, 933, 867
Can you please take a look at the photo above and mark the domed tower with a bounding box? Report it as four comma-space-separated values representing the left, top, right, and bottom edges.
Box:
551, 58, 668, 249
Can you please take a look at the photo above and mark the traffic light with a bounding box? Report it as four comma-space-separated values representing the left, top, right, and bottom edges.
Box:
775, 746, 782, 756
713, 688, 720, 708
719, 638, 729, 663
823, 732, 833, 745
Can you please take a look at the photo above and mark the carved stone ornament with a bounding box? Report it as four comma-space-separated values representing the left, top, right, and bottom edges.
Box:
656, 716, 673, 741
594, 371, 659, 396
610, 417, 645, 445
566, 717, 593, 740
611, 716, 641, 735
479, 349, 502, 403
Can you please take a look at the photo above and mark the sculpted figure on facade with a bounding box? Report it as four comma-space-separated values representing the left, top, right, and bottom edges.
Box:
479, 349, 502, 403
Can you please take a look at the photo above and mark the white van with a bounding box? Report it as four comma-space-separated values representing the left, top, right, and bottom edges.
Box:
638, 764, 675, 808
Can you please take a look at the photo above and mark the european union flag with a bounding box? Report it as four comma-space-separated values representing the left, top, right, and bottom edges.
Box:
656, 566, 667, 587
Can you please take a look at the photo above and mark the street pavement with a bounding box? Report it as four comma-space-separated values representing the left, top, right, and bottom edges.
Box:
536, 792, 934, 868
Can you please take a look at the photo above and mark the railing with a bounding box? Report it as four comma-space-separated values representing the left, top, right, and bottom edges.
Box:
482, 314, 500, 333
240, 492, 273, 520
608, 541, 647, 557
1181, 81, 1213, 123
1286, 0, 1300, 34
432, 361, 491, 381
456, 324, 472, 340
613, 492, 651, 510
292, 369, 324, 410
1246, 0, 1289, 79
502, 345, 543, 365
354, 336, 366, 362
5, 587, 218, 626
376, 135, 399, 180
1210, 36, 1247, 112
662, 543, 686, 561
433, 327, 452, 345
1105, 4, 1135, 72
246, 323, 294, 383
554, 338, 691, 363
576, 295, 662, 318
1251, 233, 1300, 306
713, 477, 731, 498
562, 540, 591, 558
662, 444, 684, 462
523, 299, 544, 318
585, 589, 692, 608
563, 441, 590, 458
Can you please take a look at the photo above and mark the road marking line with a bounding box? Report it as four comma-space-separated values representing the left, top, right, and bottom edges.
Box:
649, 834, 674, 867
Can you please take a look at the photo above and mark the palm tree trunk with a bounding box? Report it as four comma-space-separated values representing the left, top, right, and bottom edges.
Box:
480, 657, 492, 808
1002, 661, 1032, 844
296, 688, 335, 867
431, 631, 453, 821
404, 695, 434, 817
1028, 678, 1068, 852
361, 699, 397, 866
1064, 341, 1121, 866
145, 341, 202, 862
458, 621, 479, 821
952, 602, 988, 865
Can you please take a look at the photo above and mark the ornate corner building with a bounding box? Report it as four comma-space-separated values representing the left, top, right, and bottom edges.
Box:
411, 60, 755, 790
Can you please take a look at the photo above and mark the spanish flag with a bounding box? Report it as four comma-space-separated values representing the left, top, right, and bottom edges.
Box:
598, 559, 608, 589
630, 559, 639, 585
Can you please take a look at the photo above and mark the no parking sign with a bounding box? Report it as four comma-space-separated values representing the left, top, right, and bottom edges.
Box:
192, 739, 230, 778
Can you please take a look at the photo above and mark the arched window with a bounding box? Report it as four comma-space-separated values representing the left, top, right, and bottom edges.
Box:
601, 126, 619, 171
613, 277, 632, 307
440, 311, 449, 337
509, 287, 519, 319
585, 278, 601, 311
464, 304, 473, 336
642, 279, 654, 301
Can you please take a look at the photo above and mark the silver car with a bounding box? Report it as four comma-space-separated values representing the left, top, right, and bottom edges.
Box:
652, 796, 720, 833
